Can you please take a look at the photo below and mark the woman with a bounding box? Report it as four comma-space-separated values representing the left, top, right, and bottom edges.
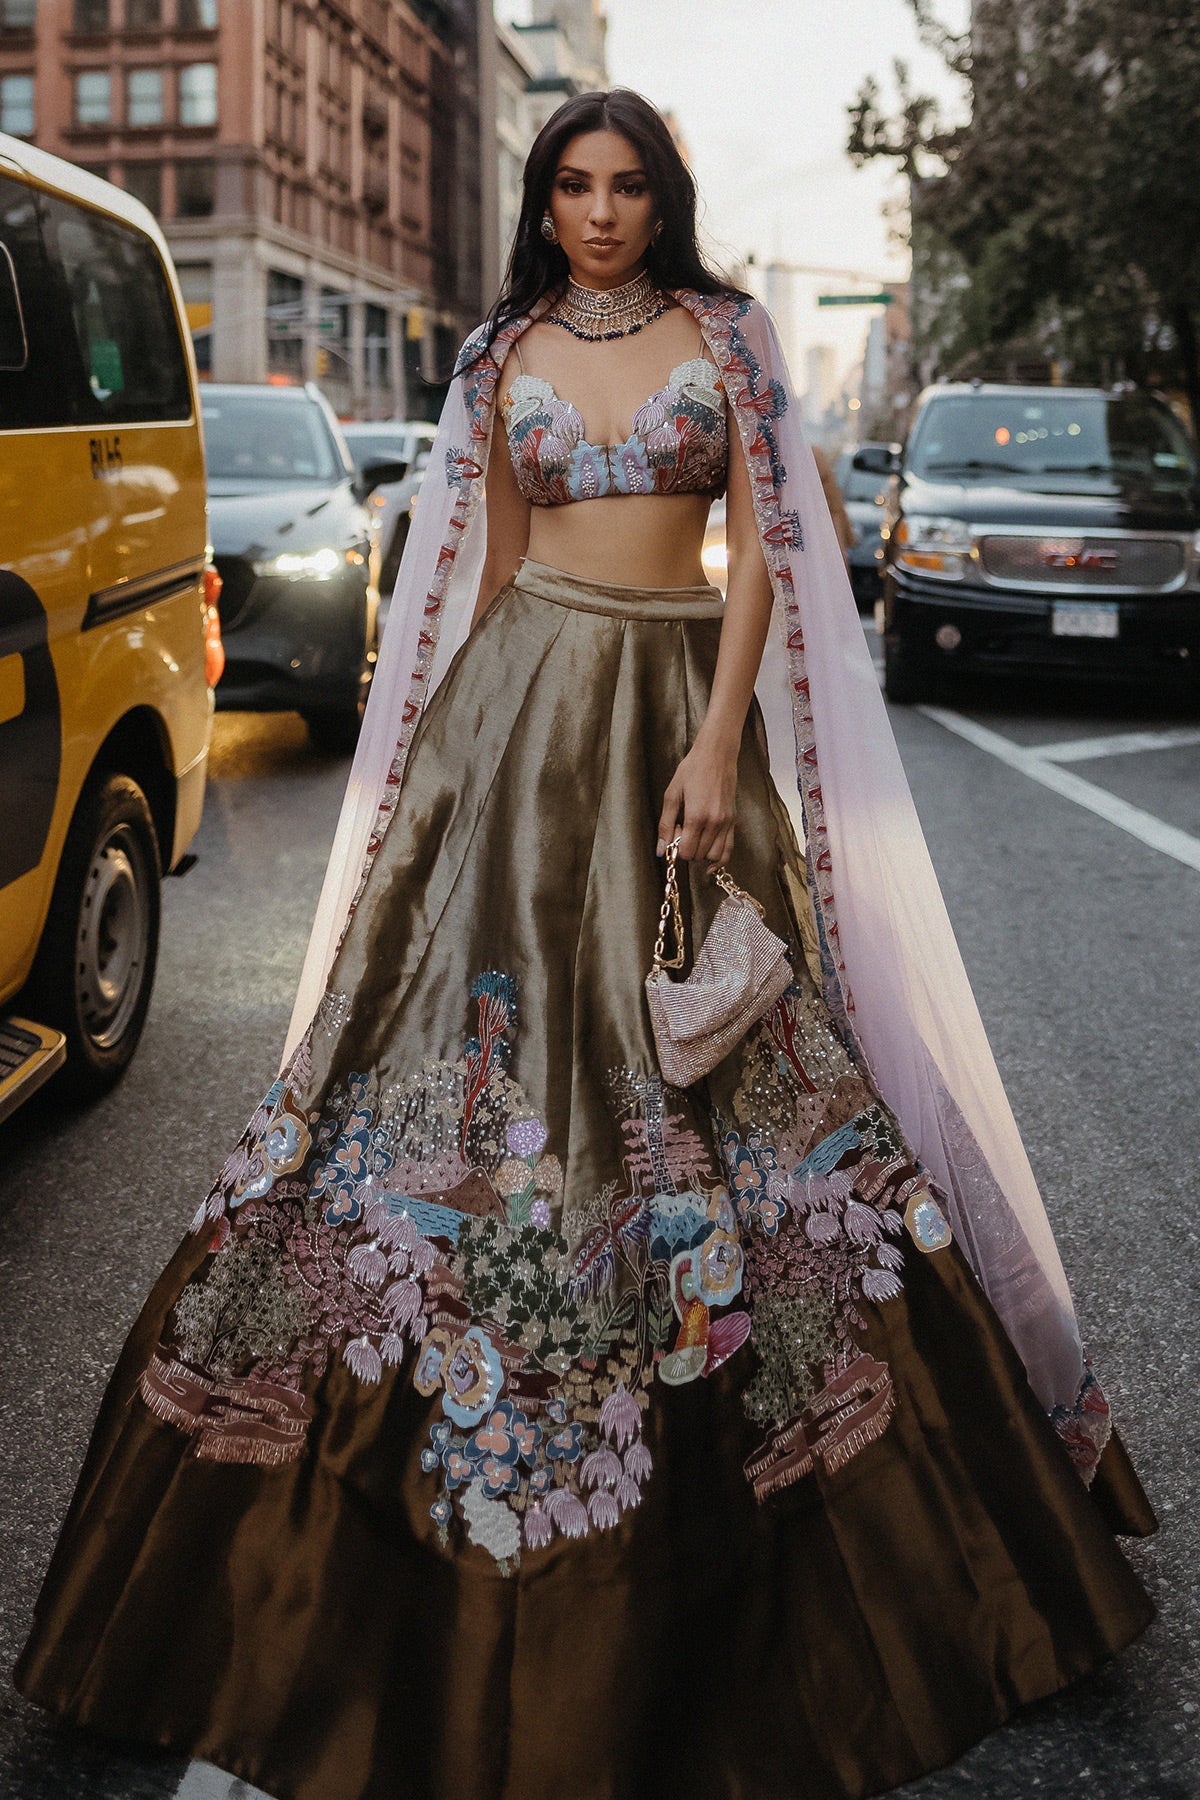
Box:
15, 89, 1154, 1800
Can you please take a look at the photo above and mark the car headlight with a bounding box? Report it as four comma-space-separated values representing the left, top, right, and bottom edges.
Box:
253, 546, 344, 581
893, 514, 974, 581
701, 538, 728, 578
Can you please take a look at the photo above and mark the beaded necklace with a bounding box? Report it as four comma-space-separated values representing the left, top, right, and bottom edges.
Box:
544, 269, 670, 341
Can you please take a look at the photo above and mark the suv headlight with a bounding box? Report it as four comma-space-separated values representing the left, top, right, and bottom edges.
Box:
893, 514, 974, 581
253, 546, 343, 581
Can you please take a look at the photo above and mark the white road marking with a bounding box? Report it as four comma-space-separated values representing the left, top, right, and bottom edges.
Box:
1032, 725, 1200, 763
175, 1763, 276, 1800
918, 705, 1200, 873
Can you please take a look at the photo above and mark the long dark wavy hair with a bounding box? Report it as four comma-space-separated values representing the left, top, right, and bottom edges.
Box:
456, 87, 750, 378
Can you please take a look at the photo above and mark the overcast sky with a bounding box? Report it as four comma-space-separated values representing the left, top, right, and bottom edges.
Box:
516, 0, 971, 382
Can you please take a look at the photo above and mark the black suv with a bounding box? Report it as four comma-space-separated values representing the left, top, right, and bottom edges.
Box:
202, 383, 404, 752
865, 383, 1200, 702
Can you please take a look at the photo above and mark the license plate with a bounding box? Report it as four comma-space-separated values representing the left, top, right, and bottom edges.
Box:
1051, 602, 1119, 638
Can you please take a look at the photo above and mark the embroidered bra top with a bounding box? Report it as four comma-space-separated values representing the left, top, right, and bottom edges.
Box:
499, 335, 728, 507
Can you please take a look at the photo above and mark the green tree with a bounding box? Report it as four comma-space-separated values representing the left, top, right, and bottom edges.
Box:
849, 0, 1200, 424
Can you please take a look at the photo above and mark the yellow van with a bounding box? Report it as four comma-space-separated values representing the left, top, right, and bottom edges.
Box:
0, 133, 214, 1113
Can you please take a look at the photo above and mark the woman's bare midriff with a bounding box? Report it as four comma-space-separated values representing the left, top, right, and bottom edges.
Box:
524, 491, 715, 588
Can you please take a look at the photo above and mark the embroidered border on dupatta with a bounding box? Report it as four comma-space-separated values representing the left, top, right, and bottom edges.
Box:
671, 290, 862, 1057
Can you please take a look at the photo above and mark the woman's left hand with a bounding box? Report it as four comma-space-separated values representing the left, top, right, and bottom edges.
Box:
658, 730, 739, 868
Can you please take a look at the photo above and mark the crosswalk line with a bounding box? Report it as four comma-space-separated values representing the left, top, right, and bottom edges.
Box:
918, 705, 1200, 873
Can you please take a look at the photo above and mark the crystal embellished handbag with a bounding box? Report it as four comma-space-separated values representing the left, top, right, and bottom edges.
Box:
644, 836, 792, 1087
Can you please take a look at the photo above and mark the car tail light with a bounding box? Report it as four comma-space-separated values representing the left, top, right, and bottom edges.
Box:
202, 564, 225, 687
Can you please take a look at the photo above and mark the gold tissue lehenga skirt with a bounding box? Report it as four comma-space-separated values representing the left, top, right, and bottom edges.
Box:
15, 556, 1156, 1800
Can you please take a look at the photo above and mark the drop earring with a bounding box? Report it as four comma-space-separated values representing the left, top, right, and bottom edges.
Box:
540, 212, 559, 244
651, 219, 664, 243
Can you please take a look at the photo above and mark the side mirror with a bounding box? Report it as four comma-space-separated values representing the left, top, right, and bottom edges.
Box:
851, 445, 901, 476
352, 457, 409, 501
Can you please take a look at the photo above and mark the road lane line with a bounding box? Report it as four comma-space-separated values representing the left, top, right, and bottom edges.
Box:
1033, 726, 1200, 764
918, 705, 1200, 873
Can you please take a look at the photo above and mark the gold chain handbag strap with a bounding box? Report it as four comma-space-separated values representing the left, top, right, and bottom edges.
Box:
652, 839, 766, 975
711, 864, 767, 919
652, 837, 687, 971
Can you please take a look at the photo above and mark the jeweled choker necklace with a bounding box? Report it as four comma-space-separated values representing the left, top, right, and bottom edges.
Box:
545, 269, 670, 340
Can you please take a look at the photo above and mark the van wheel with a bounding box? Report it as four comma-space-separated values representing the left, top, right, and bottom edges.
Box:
883, 637, 931, 706
303, 701, 364, 755
27, 773, 161, 1100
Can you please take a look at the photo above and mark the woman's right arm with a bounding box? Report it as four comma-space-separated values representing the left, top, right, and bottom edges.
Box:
473, 404, 531, 627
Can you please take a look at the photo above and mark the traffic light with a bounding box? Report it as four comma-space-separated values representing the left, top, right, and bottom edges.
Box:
315, 346, 329, 377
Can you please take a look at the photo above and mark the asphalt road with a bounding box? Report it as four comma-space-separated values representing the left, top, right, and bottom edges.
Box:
2, 651, 1198, 1800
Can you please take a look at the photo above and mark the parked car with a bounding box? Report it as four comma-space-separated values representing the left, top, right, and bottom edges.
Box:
872, 382, 1200, 702
0, 132, 214, 1109
201, 383, 405, 752
836, 443, 891, 608
341, 420, 437, 608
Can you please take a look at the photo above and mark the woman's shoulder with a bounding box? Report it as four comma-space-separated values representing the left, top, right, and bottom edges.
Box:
454, 310, 547, 383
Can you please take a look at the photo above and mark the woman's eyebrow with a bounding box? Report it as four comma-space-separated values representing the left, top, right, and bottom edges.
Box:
555, 165, 647, 178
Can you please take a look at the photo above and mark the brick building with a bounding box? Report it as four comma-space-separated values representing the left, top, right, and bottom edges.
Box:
0, 0, 490, 415
488, 0, 608, 296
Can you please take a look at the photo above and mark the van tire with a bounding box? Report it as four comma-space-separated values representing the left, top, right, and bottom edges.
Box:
27, 772, 162, 1100
303, 702, 364, 755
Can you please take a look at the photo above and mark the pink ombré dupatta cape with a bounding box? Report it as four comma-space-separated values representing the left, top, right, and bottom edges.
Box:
282, 287, 1097, 1434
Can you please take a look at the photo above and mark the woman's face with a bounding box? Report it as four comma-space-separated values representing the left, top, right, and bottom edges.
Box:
546, 128, 658, 288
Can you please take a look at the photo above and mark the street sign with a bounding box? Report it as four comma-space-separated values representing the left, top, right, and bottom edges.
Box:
267, 313, 341, 337
817, 292, 895, 306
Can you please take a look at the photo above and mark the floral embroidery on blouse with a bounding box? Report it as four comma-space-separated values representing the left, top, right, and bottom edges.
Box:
500, 356, 728, 506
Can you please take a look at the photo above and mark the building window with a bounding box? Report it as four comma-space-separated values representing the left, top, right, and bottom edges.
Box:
0, 1, 38, 31
126, 67, 163, 126
74, 69, 111, 125
123, 161, 161, 213
125, 0, 160, 27
0, 73, 34, 135
175, 158, 214, 217
178, 0, 217, 27
72, 0, 108, 32
179, 60, 216, 126
267, 267, 303, 381
364, 301, 390, 394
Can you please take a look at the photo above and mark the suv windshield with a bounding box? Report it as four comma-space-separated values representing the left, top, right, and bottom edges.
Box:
201, 391, 343, 483
909, 393, 1197, 485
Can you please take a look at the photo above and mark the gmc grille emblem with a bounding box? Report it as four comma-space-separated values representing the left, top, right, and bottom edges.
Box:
1042, 547, 1120, 571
